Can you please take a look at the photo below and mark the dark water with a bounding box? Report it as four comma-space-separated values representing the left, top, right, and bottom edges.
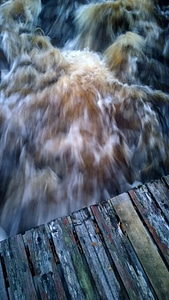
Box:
0, 0, 169, 240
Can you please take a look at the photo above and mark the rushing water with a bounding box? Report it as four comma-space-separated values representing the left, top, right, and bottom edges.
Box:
0, 0, 169, 240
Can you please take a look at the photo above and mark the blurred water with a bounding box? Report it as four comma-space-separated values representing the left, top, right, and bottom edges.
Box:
0, 0, 169, 239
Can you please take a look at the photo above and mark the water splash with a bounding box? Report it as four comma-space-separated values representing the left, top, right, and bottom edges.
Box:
0, 0, 169, 238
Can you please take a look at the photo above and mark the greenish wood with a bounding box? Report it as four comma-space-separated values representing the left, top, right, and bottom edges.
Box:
129, 185, 169, 267
48, 216, 100, 300
23, 225, 67, 300
71, 208, 128, 300
0, 178, 169, 299
91, 202, 156, 300
111, 192, 169, 300
0, 235, 37, 300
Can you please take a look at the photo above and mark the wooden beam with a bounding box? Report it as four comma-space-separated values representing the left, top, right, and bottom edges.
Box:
110, 193, 169, 300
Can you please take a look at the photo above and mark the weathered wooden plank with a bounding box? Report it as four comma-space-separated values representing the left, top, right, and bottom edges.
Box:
0, 179, 168, 300
33, 272, 65, 300
110, 192, 169, 300
23, 225, 67, 300
129, 184, 169, 267
48, 216, 100, 300
149, 177, 169, 223
163, 175, 169, 191
71, 208, 128, 300
0, 256, 9, 300
91, 202, 156, 300
0, 235, 37, 300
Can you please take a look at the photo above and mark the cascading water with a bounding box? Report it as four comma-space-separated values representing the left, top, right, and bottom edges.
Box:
0, 0, 169, 240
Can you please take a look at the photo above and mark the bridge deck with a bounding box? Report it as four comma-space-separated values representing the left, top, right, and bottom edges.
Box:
0, 177, 169, 300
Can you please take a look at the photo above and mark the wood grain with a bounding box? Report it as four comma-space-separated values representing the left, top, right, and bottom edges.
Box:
0, 177, 169, 299
110, 192, 169, 300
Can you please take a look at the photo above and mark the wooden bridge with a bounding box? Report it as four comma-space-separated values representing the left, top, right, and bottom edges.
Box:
0, 176, 169, 299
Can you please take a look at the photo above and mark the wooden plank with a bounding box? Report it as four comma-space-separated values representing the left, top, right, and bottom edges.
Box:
110, 192, 169, 300
129, 185, 169, 267
23, 225, 67, 300
91, 202, 156, 300
0, 180, 168, 300
164, 175, 169, 190
48, 216, 100, 300
153, 177, 169, 222
33, 271, 64, 300
0, 256, 9, 300
71, 208, 128, 300
0, 235, 37, 300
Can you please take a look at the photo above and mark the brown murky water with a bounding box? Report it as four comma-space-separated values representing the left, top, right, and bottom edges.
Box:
0, 0, 169, 239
